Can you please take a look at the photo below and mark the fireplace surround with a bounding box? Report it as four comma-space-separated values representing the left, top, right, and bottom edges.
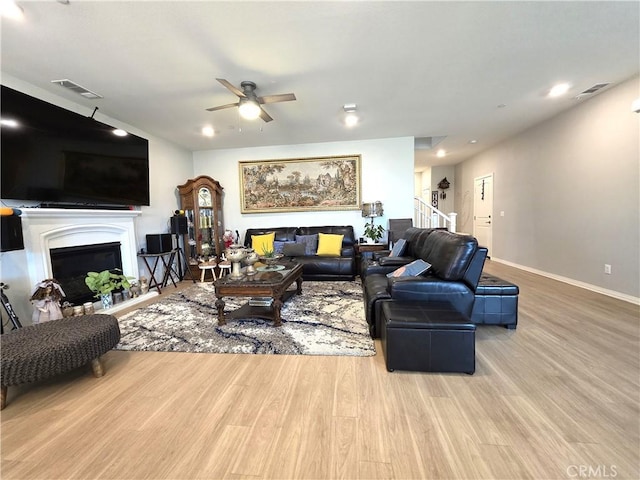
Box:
21, 208, 142, 308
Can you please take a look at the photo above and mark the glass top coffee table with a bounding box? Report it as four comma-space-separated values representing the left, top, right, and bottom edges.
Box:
214, 261, 303, 327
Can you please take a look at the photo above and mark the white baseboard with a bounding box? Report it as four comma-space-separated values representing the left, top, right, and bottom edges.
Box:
490, 257, 640, 306
96, 291, 160, 315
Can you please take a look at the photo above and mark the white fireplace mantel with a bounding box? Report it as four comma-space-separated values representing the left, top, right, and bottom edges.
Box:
21, 208, 141, 288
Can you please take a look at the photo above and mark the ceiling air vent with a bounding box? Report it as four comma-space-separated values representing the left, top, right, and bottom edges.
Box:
51, 79, 103, 99
575, 83, 610, 99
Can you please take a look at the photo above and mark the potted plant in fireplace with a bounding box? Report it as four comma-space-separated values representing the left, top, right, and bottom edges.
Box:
84, 269, 133, 310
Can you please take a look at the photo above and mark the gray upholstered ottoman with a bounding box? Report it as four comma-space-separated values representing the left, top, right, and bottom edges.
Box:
471, 273, 519, 329
1, 314, 120, 409
380, 302, 476, 374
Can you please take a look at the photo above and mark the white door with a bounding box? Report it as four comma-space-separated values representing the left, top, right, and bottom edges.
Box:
473, 174, 493, 256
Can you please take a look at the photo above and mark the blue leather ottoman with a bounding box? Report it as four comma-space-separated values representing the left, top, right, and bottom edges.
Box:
380, 302, 476, 374
471, 273, 519, 329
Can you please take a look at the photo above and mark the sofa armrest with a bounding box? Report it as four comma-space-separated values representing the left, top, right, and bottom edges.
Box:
378, 256, 414, 267
389, 277, 475, 316
372, 250, 391, 260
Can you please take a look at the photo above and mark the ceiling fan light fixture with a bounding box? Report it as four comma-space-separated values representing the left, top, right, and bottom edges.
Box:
238, 99, 261, 120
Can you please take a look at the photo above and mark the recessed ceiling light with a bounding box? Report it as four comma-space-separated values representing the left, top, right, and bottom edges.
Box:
0, 0, 24, 20
345, 114, 358, 127
112, 129, 128, 137
0, 119, 19, 128
202, 126, 215, 137
343, 104, 359, 127
549, 83, 571, 97
436, 149, 446, 158
469, 139, 478, 144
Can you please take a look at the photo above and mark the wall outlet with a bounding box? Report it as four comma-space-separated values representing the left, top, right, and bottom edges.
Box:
500, 211, 505, 217
604, 264, 612, 274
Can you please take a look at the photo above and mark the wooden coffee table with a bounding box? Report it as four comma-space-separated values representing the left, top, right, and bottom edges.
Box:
214, 262, 303, 327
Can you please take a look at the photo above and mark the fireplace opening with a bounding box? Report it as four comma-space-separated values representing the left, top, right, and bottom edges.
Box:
50, 242, 123, 306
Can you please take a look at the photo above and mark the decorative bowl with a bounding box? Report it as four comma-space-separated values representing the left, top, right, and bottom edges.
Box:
259, 253, 284, 269
225, 245, 247, 262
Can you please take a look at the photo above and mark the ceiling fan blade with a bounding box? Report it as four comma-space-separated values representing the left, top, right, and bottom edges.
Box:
216, 78, 245, 98
258, 93, 297, 104
259, 106, 273, 123
206, 102, 239, 112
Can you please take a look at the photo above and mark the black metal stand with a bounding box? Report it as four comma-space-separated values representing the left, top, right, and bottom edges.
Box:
0, 282, 22, 334
172, 234, 195, 283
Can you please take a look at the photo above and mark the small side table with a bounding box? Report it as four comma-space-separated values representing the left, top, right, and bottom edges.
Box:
137, 249, 178, 294
355, 243, 388, 256
217, 260, 231, 278
199, 261, 217, 282
355, 243, 388, 275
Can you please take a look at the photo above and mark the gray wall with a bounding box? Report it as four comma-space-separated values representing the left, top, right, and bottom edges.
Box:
455, 76, 639, 299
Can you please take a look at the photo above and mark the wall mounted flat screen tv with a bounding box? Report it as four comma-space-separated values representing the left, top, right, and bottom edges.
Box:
1, 85, 150, 207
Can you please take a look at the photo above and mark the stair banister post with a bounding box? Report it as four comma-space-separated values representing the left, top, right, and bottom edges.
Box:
448, 212, 457, 233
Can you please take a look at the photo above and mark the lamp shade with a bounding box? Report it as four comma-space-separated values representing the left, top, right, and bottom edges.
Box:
362, 201, 383, 218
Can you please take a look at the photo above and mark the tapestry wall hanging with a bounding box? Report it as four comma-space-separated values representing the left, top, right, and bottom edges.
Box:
239, 155, 361, 213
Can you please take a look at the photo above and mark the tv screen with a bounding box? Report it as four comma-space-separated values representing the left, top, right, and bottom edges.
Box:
1, 85, 150, 207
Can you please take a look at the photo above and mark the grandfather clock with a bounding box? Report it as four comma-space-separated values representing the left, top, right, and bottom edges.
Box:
177, 176, 224, 277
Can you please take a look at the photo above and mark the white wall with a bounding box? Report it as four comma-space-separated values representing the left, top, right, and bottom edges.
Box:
0, 75, 193, 323
455, 75, 640, 300
414, 169, 431, 201
193, 137, 415, 244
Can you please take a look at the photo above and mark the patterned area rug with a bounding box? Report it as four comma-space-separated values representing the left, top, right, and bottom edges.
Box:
116, 281, 375, 356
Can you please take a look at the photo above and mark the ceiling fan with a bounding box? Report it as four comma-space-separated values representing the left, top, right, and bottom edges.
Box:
206, 78, 296, 122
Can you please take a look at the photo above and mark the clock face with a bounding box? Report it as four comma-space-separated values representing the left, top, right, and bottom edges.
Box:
198, 187, 212, 207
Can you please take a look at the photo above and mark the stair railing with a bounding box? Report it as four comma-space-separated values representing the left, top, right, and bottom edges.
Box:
414, 197, 457, 233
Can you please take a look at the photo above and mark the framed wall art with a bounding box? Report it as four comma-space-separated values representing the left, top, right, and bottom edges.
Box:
239, 155, 361, 213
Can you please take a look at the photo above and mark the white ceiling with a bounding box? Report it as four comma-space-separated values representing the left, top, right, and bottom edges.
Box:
1, 1, 638, 171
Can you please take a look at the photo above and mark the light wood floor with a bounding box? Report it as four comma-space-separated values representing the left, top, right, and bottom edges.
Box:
2, 261, 638, 479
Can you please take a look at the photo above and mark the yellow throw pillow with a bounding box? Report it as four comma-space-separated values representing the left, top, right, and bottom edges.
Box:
316, 233, 344, 256
251, 232, 275, 255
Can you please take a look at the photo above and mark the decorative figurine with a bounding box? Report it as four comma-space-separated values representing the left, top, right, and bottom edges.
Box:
139, 276, 149, 295
129, 281, 141, 298
223, 229, 235, 250
30, 278, 66, 324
